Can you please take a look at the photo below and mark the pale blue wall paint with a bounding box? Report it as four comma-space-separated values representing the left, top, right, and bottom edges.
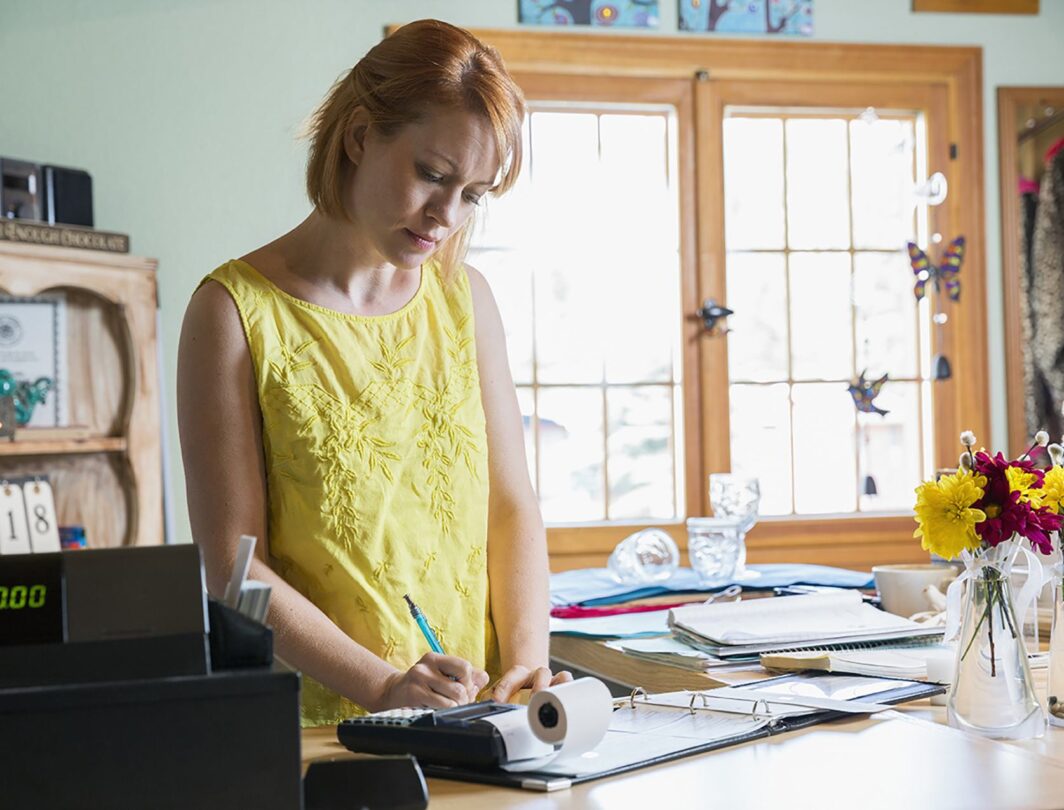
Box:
1, 0, 1061, 542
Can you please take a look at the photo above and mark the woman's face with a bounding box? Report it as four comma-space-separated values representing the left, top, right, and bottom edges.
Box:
346, 106, 501, 270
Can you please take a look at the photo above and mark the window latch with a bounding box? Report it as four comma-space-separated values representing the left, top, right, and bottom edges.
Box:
694, 299, 733, 335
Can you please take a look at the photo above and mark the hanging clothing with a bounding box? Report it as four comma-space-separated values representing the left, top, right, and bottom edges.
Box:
1020, 187, 1050, 437
200, 259, 499, 727
1030, 148, 1064, 438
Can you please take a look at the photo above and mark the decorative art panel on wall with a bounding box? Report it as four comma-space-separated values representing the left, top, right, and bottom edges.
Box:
518, 0, 660, 28
679, 0, 814, 35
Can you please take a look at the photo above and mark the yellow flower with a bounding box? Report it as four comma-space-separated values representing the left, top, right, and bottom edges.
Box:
913, 470, 987, 559
1042, 466, 1064, 514
1006, 465, 1043, 508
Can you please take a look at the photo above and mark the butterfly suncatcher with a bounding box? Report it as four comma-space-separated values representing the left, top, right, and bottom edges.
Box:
907, 236, 965, 303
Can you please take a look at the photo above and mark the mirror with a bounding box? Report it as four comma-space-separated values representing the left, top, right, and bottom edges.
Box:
998, 87, 1064, 454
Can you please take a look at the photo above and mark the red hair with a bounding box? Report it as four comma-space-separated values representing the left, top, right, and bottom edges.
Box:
305, 20, 525, 279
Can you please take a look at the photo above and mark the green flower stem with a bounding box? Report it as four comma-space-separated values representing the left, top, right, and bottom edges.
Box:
959, 571, 1017, 678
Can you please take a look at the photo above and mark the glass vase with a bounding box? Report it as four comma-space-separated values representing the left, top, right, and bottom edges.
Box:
948, 547, 1045, 740
1048, 568, 1064, 728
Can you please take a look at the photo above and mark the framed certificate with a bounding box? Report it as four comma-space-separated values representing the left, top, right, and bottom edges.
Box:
0, 294, 68, 427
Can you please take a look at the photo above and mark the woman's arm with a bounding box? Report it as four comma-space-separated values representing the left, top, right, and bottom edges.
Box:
177, 280, 484, 711
466, 266, 572, 700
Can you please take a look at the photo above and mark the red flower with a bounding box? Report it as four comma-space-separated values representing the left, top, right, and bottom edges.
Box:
971, 451, 1061, 553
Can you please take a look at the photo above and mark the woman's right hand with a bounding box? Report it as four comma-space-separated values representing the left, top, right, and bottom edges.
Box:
378, 653, 489, 710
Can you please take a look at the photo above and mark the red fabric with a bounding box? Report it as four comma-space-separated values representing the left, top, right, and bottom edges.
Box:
1019, 176, 1040, 195
1047, 136, 1064, 165
550, 602, 688, 619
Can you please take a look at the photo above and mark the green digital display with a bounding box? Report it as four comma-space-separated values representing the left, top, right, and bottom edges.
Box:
0, 552, 64, 645
0, 583, 49, 609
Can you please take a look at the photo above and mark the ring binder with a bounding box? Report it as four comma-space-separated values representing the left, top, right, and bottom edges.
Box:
356, 674, 945, 792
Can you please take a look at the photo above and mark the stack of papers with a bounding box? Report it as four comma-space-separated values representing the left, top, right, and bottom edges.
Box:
550, 564, 875, 607
605, 637, 761, 674
669, 591, 943, 659
549, 610, 670, 639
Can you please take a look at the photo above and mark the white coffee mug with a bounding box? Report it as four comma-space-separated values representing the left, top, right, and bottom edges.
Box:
872, 563, 959, 619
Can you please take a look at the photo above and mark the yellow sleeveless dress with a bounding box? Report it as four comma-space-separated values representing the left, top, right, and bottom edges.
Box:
202, 259, 499, 726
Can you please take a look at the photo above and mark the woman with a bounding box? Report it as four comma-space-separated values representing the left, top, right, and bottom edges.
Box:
177, 19, 571, 726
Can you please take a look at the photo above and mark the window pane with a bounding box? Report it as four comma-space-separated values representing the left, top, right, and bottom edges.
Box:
728, 383, 793, 516
599, 114, 679, 384
474, 250, 535, 385
607, 386, 676, 520
853, 251, 918, 379
726, 251, 788, 382
469, 103, 684, 525
528, 112, 599, 234
518, 386, 537, 493
475, 116, 533, 249
850, 119, 916, 250
789, 252, 852, 381
537, 387, 605, 522
858, 381, 922, 512
723, 118, 785, 250
786, 119, 850, 250
534, 258, 607, 385
792, 382, 857, 514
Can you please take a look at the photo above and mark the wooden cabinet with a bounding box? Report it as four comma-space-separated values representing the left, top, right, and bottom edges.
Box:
0, 242, 163, 547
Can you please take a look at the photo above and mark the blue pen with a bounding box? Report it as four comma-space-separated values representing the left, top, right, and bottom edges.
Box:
404, 593, 445, 654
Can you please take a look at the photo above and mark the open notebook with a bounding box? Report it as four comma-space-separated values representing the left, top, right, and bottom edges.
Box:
669, 591, 943, 659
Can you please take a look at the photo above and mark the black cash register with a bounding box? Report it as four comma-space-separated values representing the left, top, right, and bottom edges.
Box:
0, 545, 301, 810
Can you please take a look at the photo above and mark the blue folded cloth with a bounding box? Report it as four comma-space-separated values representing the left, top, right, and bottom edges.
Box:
550, 564, 874, 607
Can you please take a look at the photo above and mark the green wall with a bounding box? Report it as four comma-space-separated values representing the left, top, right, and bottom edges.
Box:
1, 0, 1062, 542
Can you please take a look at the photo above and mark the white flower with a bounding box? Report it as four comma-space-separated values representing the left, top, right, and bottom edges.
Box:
958, 452, 973, 472
960, 431, 976, 447
1050, 444, 1064, 466
1035, 430, 1050, 447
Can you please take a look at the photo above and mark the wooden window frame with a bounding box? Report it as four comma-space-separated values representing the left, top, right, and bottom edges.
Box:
466, 29, 988, 571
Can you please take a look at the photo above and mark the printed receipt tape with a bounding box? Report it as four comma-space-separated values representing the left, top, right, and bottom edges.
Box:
497, 676, 614, 773
528, 677, 613, 753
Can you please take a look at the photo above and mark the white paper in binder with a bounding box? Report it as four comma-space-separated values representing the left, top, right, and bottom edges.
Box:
486, 677, 614, 773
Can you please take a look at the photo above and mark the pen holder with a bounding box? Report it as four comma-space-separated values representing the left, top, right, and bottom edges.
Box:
207, 598, 273, 670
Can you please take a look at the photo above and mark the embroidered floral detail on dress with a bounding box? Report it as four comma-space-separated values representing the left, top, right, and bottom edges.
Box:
414, 318, 481, 537
372, 559, 393, 583
382, 637, 399, 660
419, 550, 439, 582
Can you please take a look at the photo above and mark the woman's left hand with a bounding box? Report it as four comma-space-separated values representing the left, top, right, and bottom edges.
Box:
490, 665, 574, 703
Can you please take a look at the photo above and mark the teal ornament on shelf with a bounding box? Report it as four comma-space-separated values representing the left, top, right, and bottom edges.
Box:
0, 369, 53, 426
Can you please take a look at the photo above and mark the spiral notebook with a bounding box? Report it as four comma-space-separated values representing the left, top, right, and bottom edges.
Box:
418, 673, 943, 791
668, 591, 943, 659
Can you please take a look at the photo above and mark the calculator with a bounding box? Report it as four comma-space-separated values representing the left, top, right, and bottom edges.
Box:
337, 702, 522, 768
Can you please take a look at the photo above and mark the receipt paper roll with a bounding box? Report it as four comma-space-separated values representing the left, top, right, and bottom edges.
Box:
527, 677, 613, 757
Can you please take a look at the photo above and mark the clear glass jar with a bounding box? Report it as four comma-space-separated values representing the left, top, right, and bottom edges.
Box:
708, 474, 760, 580
948, 546, 1045, 740
607, 528, 679, 585
1047, 567, 1064, 728
686, 517, 742, 587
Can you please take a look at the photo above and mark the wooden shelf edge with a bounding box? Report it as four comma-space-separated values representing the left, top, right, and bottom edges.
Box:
0, 437, 128, 456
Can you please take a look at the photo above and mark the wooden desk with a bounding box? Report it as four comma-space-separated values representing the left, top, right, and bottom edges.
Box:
302, 639, 1064, 809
